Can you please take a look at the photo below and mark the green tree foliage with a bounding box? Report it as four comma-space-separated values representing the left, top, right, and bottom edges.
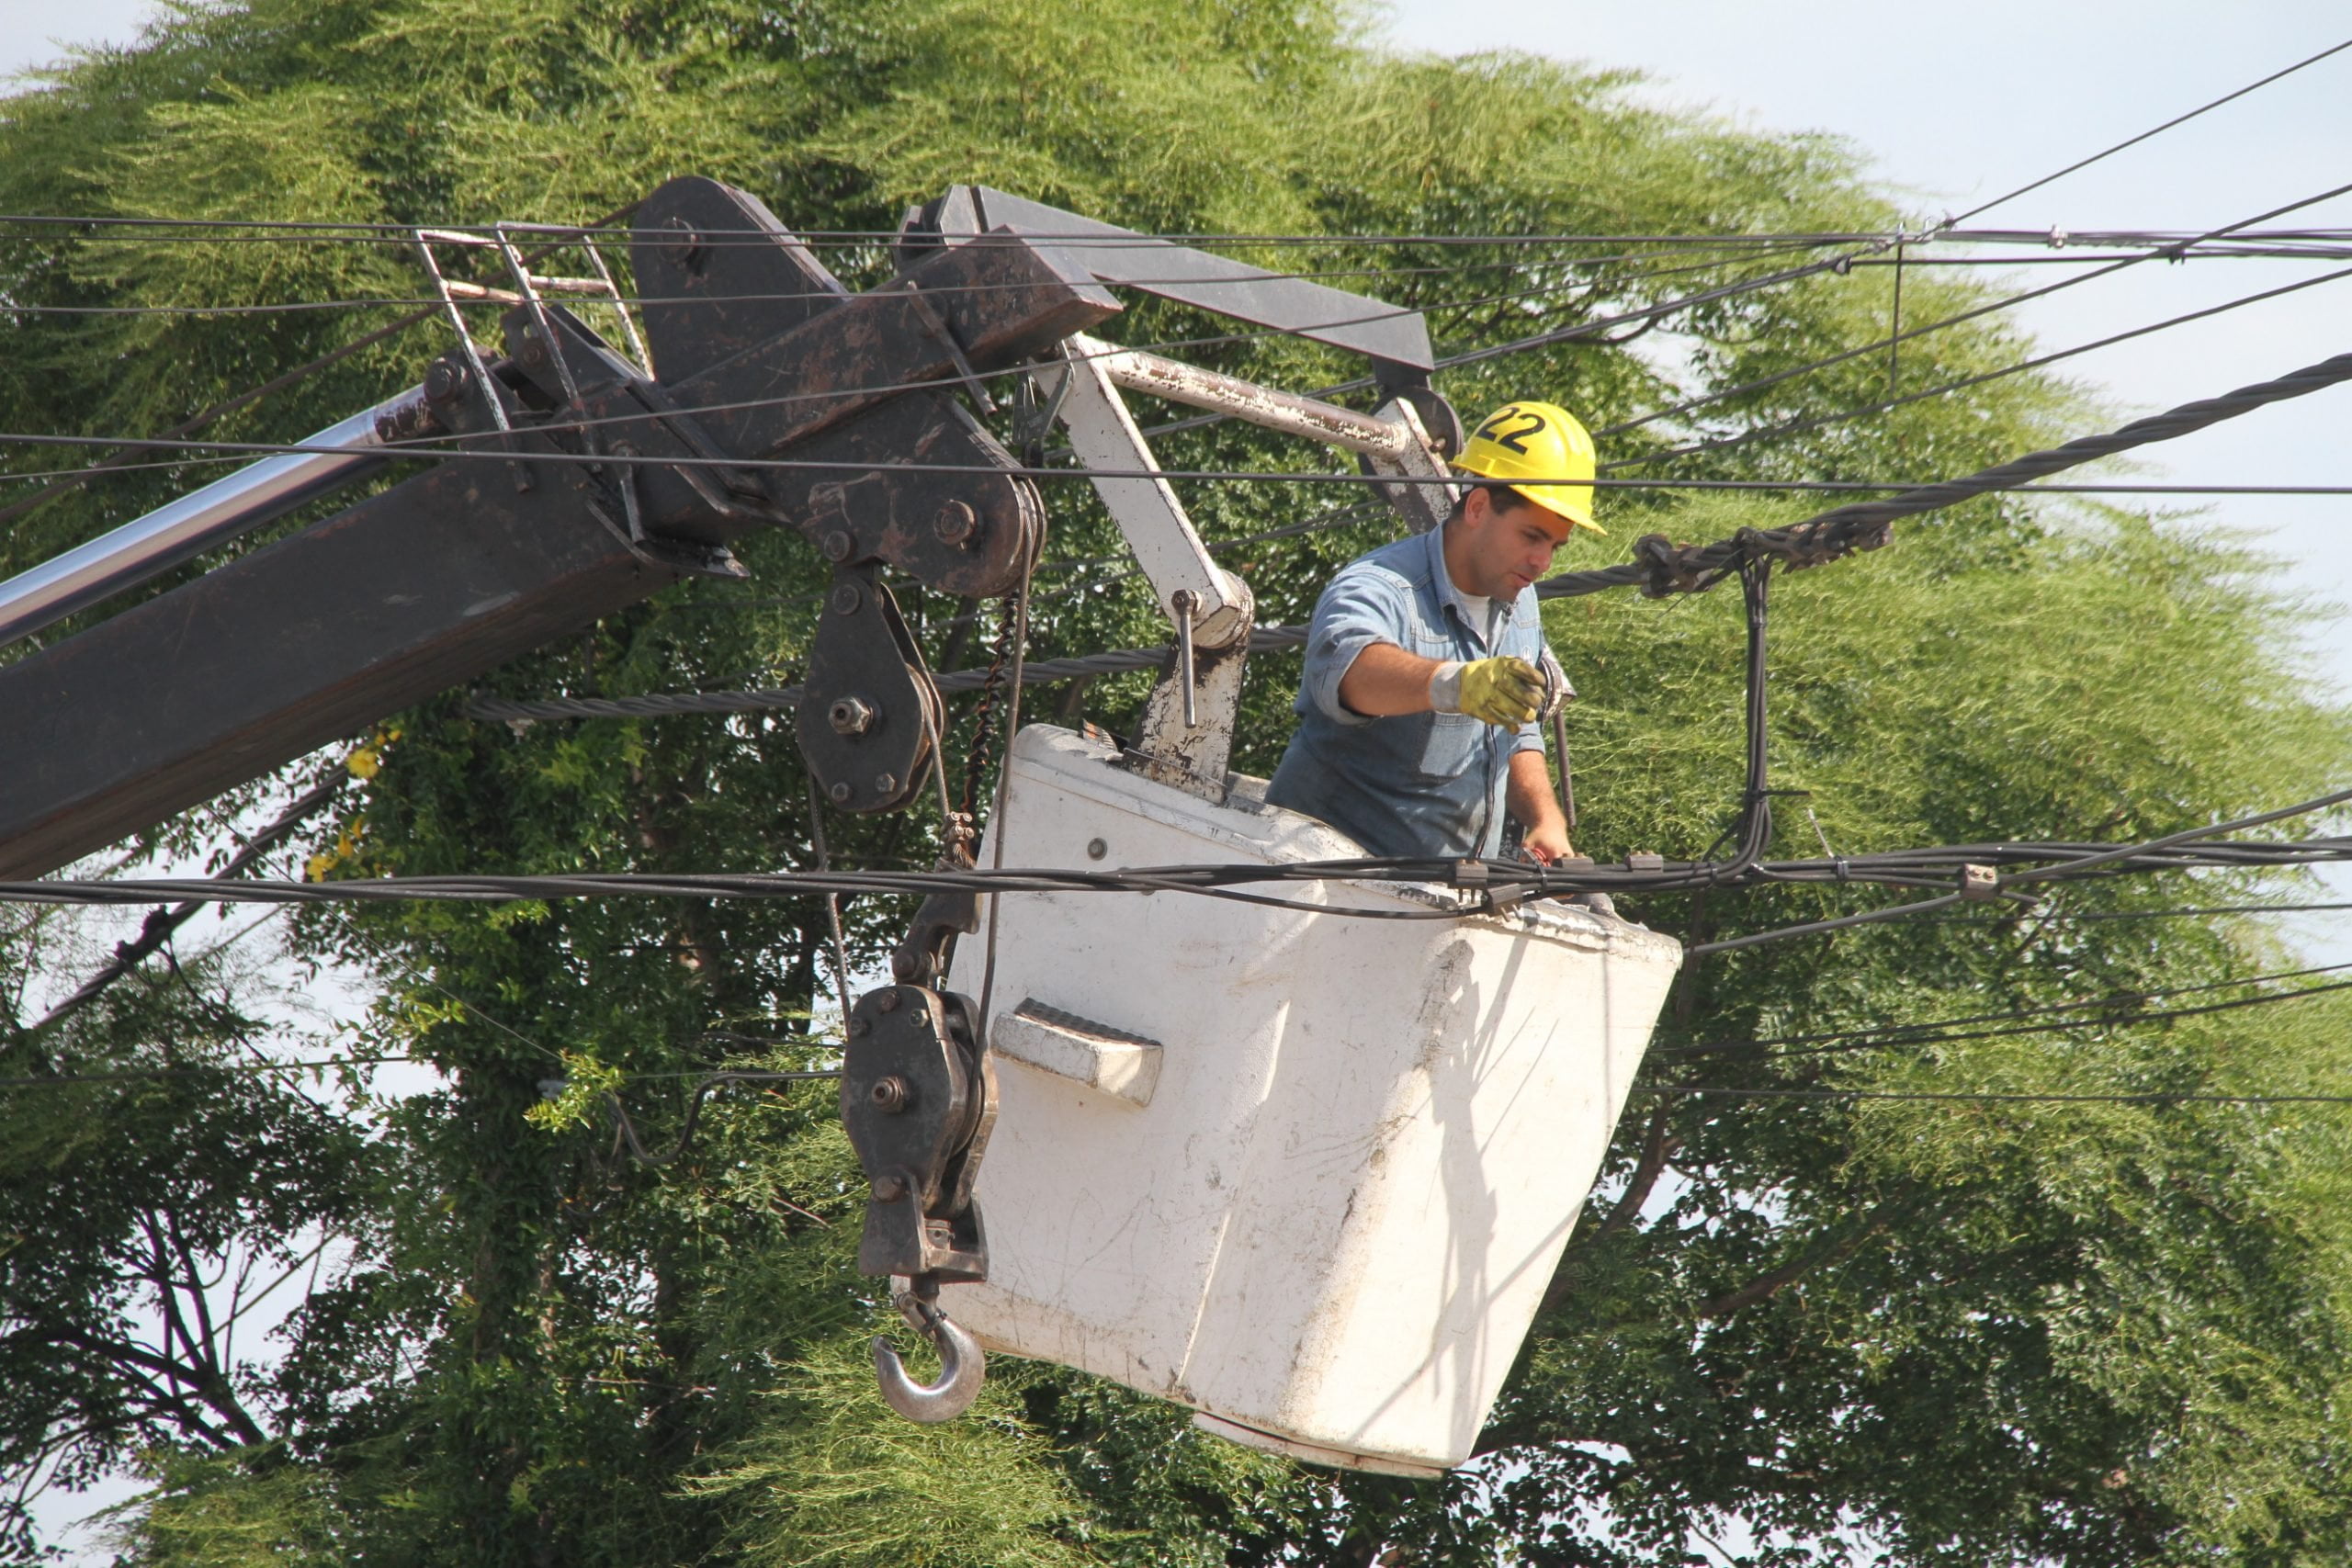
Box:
4, 1, 2351, 1562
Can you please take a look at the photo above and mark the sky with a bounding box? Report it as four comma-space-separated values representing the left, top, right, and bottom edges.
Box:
4, 1, 2350, 1559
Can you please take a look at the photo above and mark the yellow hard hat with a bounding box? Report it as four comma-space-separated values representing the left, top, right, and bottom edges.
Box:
1453, 400, 1602, 535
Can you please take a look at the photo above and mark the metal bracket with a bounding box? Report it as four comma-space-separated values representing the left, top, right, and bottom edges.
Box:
900, 186, 1436, 373
797, 565, 942, 815
1035, 343, 1251, 648
1363, 395, 1460, 535
412, 229, 533, 493
1066, 333, 1458, 533
1033, 342, 1254, 796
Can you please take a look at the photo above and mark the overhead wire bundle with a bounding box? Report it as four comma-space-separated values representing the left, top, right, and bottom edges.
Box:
2, 37, 2349, 1029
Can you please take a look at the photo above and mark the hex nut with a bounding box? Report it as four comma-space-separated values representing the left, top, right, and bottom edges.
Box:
873, 772, 897, 796
870, 1076, 910, 1113
876, 989, 900, 1014
828, 695, 877, 736
829, 781, 854, 805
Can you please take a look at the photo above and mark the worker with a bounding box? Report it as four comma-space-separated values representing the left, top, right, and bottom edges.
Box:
1264, 400, 1600, 867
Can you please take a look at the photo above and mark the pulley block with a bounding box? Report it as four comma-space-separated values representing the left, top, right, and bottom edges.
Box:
796, 564, 942, 815
839, 983, 995, 1283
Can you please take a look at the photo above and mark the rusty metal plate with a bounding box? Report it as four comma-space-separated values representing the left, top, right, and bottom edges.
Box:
795, 565, 940, 816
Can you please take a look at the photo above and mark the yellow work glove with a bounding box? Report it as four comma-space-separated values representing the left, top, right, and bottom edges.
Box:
1430, 655, 1545, 727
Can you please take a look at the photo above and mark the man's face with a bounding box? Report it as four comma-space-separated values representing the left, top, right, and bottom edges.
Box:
1453, 487, 1572, 599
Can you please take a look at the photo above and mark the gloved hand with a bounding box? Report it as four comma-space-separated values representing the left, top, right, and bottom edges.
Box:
1430, 655, 1545, 727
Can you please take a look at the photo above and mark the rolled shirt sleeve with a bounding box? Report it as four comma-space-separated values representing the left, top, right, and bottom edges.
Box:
1300, 567, 1414, 728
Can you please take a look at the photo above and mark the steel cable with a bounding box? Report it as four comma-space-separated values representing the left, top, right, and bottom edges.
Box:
1537, 344, 2352, 601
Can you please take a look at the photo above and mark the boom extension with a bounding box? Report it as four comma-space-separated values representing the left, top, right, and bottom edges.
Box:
0, 177, 1116, 879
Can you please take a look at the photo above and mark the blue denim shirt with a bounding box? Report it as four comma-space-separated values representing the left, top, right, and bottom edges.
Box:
1265, 527, 1563, 858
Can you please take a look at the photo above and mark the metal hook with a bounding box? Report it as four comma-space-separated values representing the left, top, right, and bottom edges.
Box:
873, 1287, 986, 1423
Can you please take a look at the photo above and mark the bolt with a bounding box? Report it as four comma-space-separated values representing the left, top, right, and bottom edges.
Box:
830, 582, 862, 615
828, 695, 876, 736
1086, 838, 1108, 861
822, 531, 855, 564
517, 331, 548, 367
933, 499, 978, 546
662, 216, 706, 272
873, 772, 897, 796
849, 1015, 869, 1037
871, 1174, 907, 1201
829, 781, 853, 805
424, 359, 470, 404
871, 1075, 910, 1112
876, 989, 900, 1014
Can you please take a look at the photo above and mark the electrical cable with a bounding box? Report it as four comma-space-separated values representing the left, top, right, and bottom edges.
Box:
0, 239, 1828, 318
28, 763, 349, 1032
40, 241, 2346, 491
598, 1068, 842, 1167
1631, 1084, 2352, 1107
0, 200, 642, 536
0, 823, 2342, 908
1945, 35, 2352, 225
1653, 963, 2352, 1064
1597, 177, 2352, 444
0, 1055, 426, 1088
1608, 251, 2352, 475
975, 556, 1035, 1054
1537, 342, 2352, 601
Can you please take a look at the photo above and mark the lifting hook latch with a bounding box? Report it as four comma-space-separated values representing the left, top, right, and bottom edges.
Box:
872, 1277, 987, 1424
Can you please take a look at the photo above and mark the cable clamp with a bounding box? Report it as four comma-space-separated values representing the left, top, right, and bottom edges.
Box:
1958, 863, 2000, 901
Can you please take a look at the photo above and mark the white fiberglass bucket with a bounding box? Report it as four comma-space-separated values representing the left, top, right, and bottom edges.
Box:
944, 725, 1683, 1476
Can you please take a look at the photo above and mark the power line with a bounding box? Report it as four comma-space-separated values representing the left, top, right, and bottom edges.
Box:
1947, 35, 2352, 224
1633, 1084, 2352, 1108
1609, 241, 2352, 479
1654, 964, 2352, 1064
0, 237, 1818, 492
17, 210, 2348, 251
1538, 342, 2352, 600
29, 763, 348, 1032
0, 1054, 424, 1089
1566, 178, 2352, 457
0, 202, 642, 536
0, 241, 1830, 318
0, 815, 2343, 909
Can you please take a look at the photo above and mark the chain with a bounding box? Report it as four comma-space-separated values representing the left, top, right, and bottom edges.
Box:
956, 592, 1021, 825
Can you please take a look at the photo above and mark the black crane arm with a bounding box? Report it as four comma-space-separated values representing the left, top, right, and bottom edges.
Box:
0, 177, 1116, 879
0, 175, 1445, 881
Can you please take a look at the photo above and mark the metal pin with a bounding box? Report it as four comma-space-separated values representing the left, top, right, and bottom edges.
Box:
1171, 589, 1198, 728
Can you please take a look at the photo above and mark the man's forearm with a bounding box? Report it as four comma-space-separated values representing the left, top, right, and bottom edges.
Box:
1336, 642, 1444, 716
1508, 748, 1572, 861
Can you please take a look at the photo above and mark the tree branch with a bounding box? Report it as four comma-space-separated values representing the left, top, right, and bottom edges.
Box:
1694, 1197, 1917, 1321
1542, 1099, 1682, 1314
